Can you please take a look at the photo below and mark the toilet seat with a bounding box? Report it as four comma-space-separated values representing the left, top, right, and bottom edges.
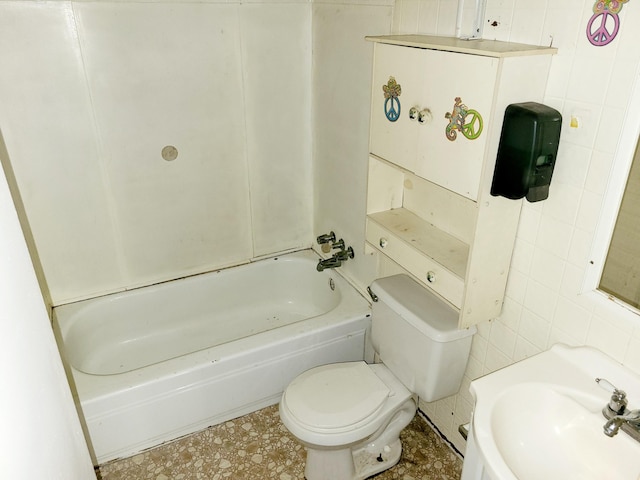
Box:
284, 362, 390, 433
280, 362, 413, 447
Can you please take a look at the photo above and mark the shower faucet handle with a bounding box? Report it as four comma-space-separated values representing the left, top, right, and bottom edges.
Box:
334, 246, 354, 261
317, 231, 336, 245
331, 238, 345, 251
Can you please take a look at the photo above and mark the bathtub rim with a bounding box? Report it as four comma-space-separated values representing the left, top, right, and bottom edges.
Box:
56, 249, 347, 376
53, 248, 371, 403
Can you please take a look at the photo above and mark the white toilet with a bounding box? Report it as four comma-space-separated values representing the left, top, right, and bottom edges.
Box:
279, 274, 476, 480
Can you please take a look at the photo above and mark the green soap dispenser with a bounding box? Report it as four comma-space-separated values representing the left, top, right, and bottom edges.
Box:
490, 102, 562, 202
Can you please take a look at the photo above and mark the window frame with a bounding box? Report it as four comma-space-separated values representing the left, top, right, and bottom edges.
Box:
584, 67, 640, 319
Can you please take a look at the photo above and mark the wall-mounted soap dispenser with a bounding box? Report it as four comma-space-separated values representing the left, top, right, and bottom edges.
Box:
490, 102, 562, 202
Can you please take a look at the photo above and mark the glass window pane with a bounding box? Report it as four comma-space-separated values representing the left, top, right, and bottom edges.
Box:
599, 139, 640, 309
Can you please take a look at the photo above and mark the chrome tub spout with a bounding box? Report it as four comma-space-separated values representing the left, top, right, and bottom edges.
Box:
317, 256, 342, 272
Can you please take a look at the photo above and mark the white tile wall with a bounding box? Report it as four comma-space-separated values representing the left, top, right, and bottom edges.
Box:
625, 332, 640, 372
389, 0, 640, 454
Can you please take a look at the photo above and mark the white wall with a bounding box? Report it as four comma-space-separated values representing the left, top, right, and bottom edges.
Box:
0, 131, 95, 478
391, 0, 640, 454
0, 0, 312, 305
312, 0, 393, 287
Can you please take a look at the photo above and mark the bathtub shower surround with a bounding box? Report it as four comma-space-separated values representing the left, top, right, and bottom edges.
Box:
53, 250, 370, 464
0, 1, 315, 305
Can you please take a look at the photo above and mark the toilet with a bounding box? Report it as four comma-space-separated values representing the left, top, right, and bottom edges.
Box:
279, 274, 476, 480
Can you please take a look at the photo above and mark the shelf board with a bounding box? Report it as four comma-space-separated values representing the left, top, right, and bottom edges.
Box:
368, 208, 469, 278
365, 35, 557, 58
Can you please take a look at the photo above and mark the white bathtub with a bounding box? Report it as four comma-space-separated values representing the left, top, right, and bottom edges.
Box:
53, 250, 371, 464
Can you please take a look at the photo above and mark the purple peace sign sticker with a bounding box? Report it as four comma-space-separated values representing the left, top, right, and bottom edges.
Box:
587, 10, 620, 46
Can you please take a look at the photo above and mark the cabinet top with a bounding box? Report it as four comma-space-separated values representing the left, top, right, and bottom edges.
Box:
365, 35, 557, 57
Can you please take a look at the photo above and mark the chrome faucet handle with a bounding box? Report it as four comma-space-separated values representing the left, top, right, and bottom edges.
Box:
317, 231, 336, 245
331, 238, 345, 251
334, 246, 355, 262
596, 378, 628, 414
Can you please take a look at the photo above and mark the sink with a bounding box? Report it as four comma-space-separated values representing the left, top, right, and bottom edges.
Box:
465, 344, 640, 480
491, 384, 638, 479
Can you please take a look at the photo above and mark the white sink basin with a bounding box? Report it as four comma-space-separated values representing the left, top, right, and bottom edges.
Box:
468, 344, 640, 480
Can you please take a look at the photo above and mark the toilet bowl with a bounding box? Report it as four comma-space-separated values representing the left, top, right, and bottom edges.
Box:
279, 274, 476, 480
279, 361, 416, 480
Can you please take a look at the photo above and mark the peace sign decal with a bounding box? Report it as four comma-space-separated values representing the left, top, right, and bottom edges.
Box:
587, 0, 629, 47
383, 77, 402, 122
444, 97, 483, 142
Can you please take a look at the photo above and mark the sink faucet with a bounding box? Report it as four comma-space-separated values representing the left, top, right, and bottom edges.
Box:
603, 410, 640, 439
596, 377, 640, 442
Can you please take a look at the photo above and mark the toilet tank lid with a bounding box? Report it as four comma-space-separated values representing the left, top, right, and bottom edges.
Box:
370, 274, 476, 342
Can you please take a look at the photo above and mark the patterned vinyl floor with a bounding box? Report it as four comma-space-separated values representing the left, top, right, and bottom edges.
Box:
96, 404, 462, 480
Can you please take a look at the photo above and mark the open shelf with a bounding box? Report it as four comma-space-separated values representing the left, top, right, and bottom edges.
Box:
367, 208, 468, 278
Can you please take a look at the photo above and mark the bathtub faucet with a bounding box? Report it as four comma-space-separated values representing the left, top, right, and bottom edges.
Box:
316, 247, 355, 272
334, 246, 355, 262
316, 256, 342, 272
316, 231, 336, 245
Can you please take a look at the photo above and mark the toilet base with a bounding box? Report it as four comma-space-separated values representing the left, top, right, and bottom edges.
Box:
304, 438, 402, 480
303, 398, 415, 480
305, 448, 355, 480
353, 438, 402, 479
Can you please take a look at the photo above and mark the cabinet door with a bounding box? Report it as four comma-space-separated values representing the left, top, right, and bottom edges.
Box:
415, 51, 498, 201
369, 43, 428, 172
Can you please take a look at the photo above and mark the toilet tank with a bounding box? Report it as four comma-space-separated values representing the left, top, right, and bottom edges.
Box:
369, 274, 476, 402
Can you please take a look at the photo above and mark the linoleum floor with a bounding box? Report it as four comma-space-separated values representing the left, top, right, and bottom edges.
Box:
96, 404, 462, 480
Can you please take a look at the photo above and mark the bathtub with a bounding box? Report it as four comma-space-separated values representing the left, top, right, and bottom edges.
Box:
53, 250, 371, 464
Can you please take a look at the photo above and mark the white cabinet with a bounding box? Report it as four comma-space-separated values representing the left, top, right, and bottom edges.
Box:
371, 43, 498, 201
370, 44, 426, 173
365, 35, 556, 328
